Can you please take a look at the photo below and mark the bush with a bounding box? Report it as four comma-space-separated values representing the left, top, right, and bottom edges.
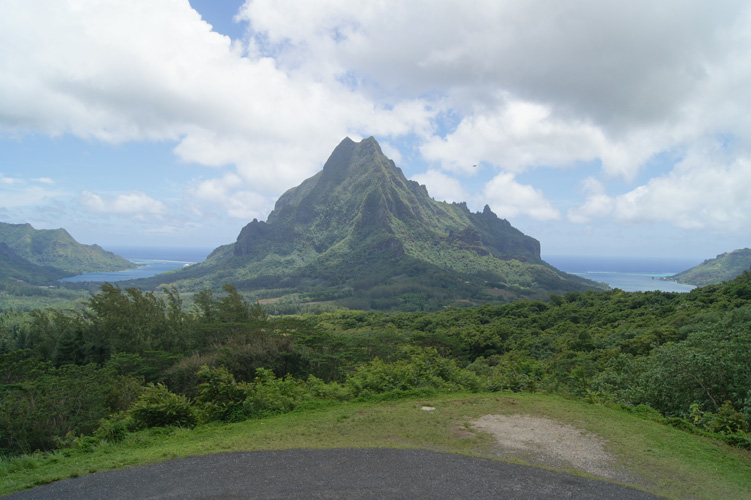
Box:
196, 366, 343, 422
690, 401, 749, 435
345, 347, 481, 398
94, 412, 131, 442
243, 368, 309, 417
305, 375, 351, 401
128, 383, 197, 429
466, 354, 544, 393
196, 365, 249, 422
635, 323, 751, 417
0, 363, 113, 455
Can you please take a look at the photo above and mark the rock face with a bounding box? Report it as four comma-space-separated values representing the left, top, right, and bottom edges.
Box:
152, 137, 604, 309
234, 137, 540, 264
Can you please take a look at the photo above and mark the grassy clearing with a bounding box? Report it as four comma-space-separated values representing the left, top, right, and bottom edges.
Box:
2, 393, 750, 499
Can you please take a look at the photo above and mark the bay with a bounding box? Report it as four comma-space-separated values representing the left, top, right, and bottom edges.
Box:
544, 255, 698, 293
61, 247, 700, 292
59, 246, 212, 283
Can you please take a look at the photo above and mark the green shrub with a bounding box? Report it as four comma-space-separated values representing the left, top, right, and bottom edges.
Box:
345, 347, 481, 398
128, 383, 197, 429
196, 365, 249, 422
196, 366, 341, 421
690, 400, 749, 435
466, 354, 544, 393
242, 368, 309, 417
0, 363, 113, 455
305, 375, 351, 401
94, 412, 131, 442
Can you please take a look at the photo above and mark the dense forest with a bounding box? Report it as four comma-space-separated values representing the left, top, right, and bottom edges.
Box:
1, 274, 750, 457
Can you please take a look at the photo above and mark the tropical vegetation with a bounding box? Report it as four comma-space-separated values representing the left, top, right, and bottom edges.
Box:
0, 222, 133, 276
2, 273, 750, 460
133, 137, 605, 308
669, 248, 751, 286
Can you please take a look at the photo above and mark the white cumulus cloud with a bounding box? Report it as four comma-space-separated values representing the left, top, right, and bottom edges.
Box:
483, 172, 560, 221
410, 170, 468, 204
2, 0, 751, 242
0, 174, 66, 209
80, 191, 166, 217
568, 178, 614, 223
0, 0, 435, 220
613, 147, 751, 231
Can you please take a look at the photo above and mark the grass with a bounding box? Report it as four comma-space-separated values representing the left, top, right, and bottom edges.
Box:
2, 393, 750, 499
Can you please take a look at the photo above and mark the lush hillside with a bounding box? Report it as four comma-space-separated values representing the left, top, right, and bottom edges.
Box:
669, 248, 751, 286
138, 137, 605, 310
1, 273, 749, 462
0, 222, 134, 275
0, 243, 70, 285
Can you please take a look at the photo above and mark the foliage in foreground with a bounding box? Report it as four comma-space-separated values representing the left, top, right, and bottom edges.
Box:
1, 273, 751, 457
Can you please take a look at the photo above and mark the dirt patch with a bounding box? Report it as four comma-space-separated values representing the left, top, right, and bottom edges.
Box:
449, 425, 475, 439
471, 414, 631, 482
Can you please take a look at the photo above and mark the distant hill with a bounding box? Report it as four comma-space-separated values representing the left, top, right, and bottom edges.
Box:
143, 137, 606, 310
0, 222, 134, 277
0, 242, 71, 285
668, 248, 751, 286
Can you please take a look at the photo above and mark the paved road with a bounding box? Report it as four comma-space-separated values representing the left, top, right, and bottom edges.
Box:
6, 449, 663, 499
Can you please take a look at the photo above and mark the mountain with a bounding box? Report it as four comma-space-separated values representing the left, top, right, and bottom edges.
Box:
0, 222, 134, 276
0, 242, 71, 285
668, 248, 751, 286
145, 137, 606, 310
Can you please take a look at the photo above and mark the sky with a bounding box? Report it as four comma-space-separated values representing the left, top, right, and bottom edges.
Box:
1, 0, 750, 261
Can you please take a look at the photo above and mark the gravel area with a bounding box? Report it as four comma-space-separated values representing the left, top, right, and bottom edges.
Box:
471, 414, 632, 482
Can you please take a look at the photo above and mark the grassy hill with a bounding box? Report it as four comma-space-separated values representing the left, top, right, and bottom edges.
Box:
2, 394, 749, 500
669, 248, 751, 286
0, 222, 134, 275
0, 243, 70, 285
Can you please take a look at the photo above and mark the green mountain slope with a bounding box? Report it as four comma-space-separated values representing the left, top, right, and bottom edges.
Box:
144, 137, 605, 309
669, 248, 751, 286
0, 242, 71, 284
0, 222, 134, 275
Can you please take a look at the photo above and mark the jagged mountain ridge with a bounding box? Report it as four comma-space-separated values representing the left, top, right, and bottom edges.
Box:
147, 137, 605, 310
234, 137, 539, 267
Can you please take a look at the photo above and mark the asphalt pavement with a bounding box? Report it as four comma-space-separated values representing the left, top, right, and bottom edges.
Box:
5, 448, 664, 499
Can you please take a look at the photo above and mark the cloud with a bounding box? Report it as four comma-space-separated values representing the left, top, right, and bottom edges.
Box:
245, 0, 748, 128
0, 174, 66, 208
2, 0, 751, 239
80, 191, 166, 218
420, 96, 607, 174
410, 170, 468, 204
612, 146, 751, 231
1, 174, 21, 185
482, 172, 560, 221
0, 0, 436, 220
190, 173, 272, 220
242, 0, 751, 184
566, 140, 751, 231
377, 141, 403, 165
568, 178, 614, 223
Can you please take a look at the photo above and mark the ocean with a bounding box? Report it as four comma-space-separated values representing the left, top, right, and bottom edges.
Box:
59, 246, 213, 283
544, 255, 699, 293
60, 247, 700, 293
